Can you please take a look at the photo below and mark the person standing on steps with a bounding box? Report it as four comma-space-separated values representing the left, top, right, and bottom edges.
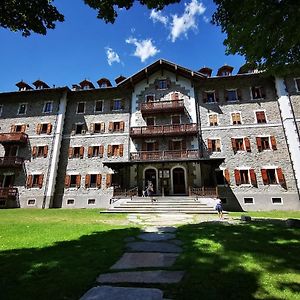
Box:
215, 199, 223, 219
147, 180, 155, 203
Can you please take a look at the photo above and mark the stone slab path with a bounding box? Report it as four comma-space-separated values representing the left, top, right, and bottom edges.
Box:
126, 241, 182, 253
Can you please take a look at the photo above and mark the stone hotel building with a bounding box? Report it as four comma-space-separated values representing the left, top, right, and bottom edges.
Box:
0, 59, 299, 211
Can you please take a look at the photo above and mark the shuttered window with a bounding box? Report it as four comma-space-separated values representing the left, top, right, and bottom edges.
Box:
27, 174, 44, 188
231, 138, 246, 152
32, 145, 48, 158
256, 136, 277, 151
85, 174, 102, 188
255, 111, 266, 123
88, 146, 103, 158
69, 147, 84, 159
231, 113, 241, 125
261, 168, 286, 188
66, 175, 81, 188
36, 123, 52, 134
235, 169, 252, 185
208, 114, 218, 126
207, 139, 221, 152
11, 124, 26, 133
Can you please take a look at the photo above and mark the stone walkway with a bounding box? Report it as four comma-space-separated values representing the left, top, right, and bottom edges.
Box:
80, 213, 232, 300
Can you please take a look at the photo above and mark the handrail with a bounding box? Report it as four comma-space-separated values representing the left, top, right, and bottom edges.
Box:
130, 150, 199, 161
140, 99, 184, 113
110, 186, 139, 204
189, 186, 218, 198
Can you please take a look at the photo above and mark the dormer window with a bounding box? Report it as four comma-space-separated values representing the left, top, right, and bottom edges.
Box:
83, 85, 90, 90
217, 65, 234, 77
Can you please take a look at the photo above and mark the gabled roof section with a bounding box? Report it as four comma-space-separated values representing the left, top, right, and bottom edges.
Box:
117, 59, 206, 87
79, 79, 95, 89
16, 81, 33, 91
97, 78, 112, 88
33, 79, 50, 89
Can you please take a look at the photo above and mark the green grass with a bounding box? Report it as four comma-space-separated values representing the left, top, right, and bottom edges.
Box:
229, 210, 300, 219
170, 220, 300, 300
0, 209, 139, 300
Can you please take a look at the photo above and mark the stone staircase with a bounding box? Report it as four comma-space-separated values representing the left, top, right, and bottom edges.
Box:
103, 196, 220, 214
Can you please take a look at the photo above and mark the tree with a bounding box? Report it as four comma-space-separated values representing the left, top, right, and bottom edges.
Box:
212, 0, 300, 75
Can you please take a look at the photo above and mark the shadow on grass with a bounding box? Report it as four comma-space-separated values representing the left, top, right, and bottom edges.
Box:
0, 227, 139, 300
170, 221, 300, 300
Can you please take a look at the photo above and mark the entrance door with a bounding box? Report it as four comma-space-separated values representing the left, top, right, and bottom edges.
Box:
173, 168, 185, 194
145, 169, 157, 194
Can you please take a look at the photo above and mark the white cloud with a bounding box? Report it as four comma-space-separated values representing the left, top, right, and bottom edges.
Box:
150, 10, 168, 26
203, 15, 210, 23
170, 0, 206, 42
126, 37, 160, 62
105, 47, 121, 66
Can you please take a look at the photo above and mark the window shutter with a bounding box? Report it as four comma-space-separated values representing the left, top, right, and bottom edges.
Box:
142, 142, 147, 151
26, 175, 33, 188
96, 174, 102, 188
43, 145, 48, 158
216, 139, 221, 151
90, 123, 95, 133
261, 169, 269, 185
231, 138, 237, 153
47, 123, 52, 134
202, 91, 207, 103
249, 169, 257, 187
207, 139, 212, 152
21, 124, 26, 133
11, 125, 16, 132
237, 88, 242, 100
65, 175, 71, 188
79, 146, 84, 158
68, 147, 73, 159
276, 168, 286, 188
108, 122, 114, 132
107, 144, 112, 157
106, 174, 112, 188
234, 169, 241, 186
256, 137, 262, 152
120, 121, 125, 132
88, 146, 93, 158
100, 122, 105, 133
36, 124, 41, 134
154, 141, 159, 151
85, 174, 91, 188
32, 146, 37, 158
270, 136, 277, 150
38, 174, 44, 189
99, 145, 104, 158
181, 140, 186, 150
244, 138, 251, 152
119, 144, 124, 157
76, 175, 81, 188
224, 169, 230, 185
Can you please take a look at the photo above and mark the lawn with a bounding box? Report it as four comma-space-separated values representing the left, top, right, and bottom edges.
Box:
0, 209, 139, 300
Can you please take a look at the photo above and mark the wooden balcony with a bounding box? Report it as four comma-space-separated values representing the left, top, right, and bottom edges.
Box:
0, 133, 28, 144
130, 150, 200, 161
0, 187, 18, 199
130, 123, 198, 137
0, 157, 24, 168
140, 100, 185, 115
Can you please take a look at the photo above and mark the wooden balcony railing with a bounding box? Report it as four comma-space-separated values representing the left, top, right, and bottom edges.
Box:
0, 156, 24, 168
189, 186, 218, 198
0, 133, 28, 144
130, 150, 200, 161
140, 100, 185, 115
0, 187, 18, 199
130, 123, 198, 137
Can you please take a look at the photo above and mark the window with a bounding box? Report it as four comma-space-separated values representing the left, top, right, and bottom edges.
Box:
231, 112, 242, 125
208, 114, 218, 126
43, 102, 53, 113
226, 90, 238, 102
12, 124, 26, 133
85, 174, 102, 188
234, 169, 257, 186
146, 95, 155, 102
256, 136, 277, 152
27, 199, 36, 206
112, 99, 122, 111
261, 168, 286, 187
74, 123, 84, 135
251, 86, 265, 99
88, 199, 96, 205
90, 122, 105, 134
255, 111, 267, 123
65, 175, 81, 188
36, 123, 52, 135
32, 145, 48, 158
272, 197, 282, 204
207, 139, 221, 152
231, 138, 251, 152
157, 79, 168, 90
244, 197, 254, 204
0, 105, 3, 116
77, 102, 85, 113
146, 117, 155, 126
294, 78, 300, 92
18, 103, 27, 115
88, 145, 104, 158
26, 174, 44, 188
107, 144, 124, 157
68, 146, 84, 159
171, 115, 181, 124
108, 121, 125, 132
203, 91, 216, 103
67, 199, 75, 205
95, 100, 103, 112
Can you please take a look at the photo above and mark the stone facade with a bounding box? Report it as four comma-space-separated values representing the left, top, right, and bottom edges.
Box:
0, 60, 299, 211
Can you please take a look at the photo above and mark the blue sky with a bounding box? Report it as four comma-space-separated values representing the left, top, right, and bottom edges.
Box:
0, 0, 245, 92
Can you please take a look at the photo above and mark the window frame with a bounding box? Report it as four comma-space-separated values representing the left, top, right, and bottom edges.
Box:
94, 100, 104, 113
18, 103, 27, 115
243, 197, 254, 205
43, 101, 53, 113
226, 89, 238, 102
231, 111, 242, 125
204, 90, 217, 103
250, 86, 264, 100
157, 79, 168, 90
255, 110, 267, 124
271, 197, 283, 205
112, 99, 122, 111
208, 113, 218, 126
66, 199, 75, 205
76, 102, 85, 114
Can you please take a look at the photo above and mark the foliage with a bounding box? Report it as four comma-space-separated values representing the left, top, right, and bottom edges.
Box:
212, 0, 300, 75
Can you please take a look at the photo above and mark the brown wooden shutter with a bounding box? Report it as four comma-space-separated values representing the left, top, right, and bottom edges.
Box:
107, 144, 112, 157
119, 144, 124, 157
224, 169, 230, 185
10, 125, 16, 132
207, 139, 212, 152
244, 138, 251, 152
249, 169, 257, 187
181, 140, 186, 150
99, 145, 104, 157
43, 145, 48, 158
256, 137, 262, 152
270, 136, 277, 150
237, 88, 242, 100
85, 174, 91, 188
106, 174, 112, 188
76, 175, 81, 188
120, 121, 125, 132
100, 122, 105, 133
261, 169, 269, 185
276, 168, 286, 188
32, 146, 37, 158
47, 123, 52, 134
68, 147, 73, 159
142, 142, 147, 151
96, 174, 102, 188
36, 124, 42, 134
108, 122, 114, 132
90, 123, 95, 133
216, 139, 221, 151
88, 146, 93, 158
202, 91, 207, 103
234, 169, 241, 186
26, 175, 33, 188
38, 174, 44, 189
21, 124, 26, 133
231, 138, 237, 153
79, 146, 84, 158
65, 175, 71, 188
